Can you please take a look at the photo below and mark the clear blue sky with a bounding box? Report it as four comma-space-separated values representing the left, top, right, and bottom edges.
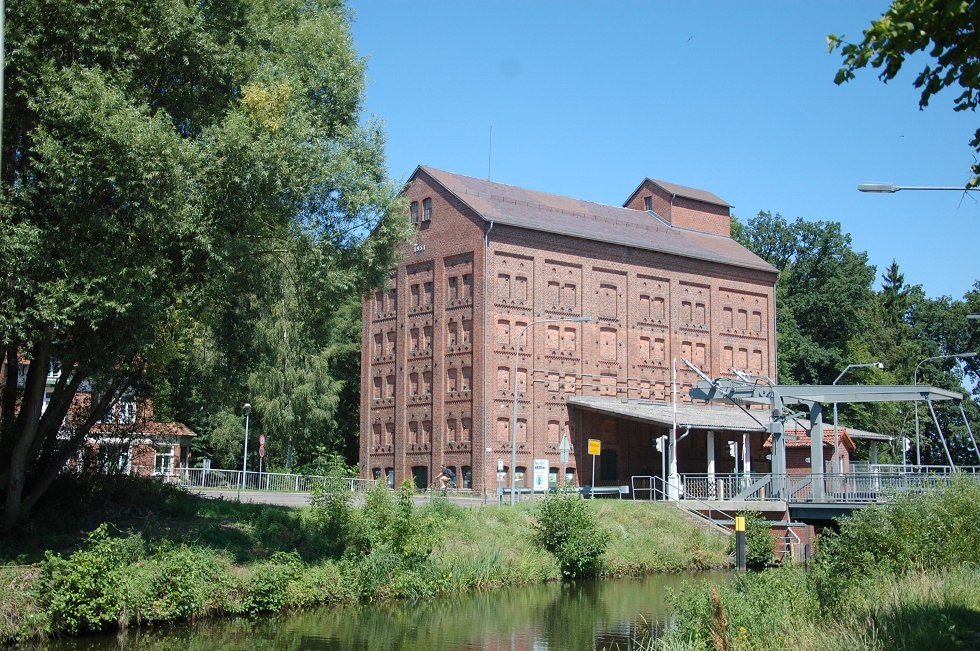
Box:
349, 1, 978, 301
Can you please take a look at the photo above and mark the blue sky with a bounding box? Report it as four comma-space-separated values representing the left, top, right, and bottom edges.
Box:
349, 1, 978, 301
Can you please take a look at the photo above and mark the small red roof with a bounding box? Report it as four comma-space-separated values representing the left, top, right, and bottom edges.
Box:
765, 427, 856, 450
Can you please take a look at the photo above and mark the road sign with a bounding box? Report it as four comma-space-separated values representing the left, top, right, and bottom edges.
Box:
559, 435, 571, 464
259, 434, 266, 446
259, 444, 266, 458
588, 438, 601, 456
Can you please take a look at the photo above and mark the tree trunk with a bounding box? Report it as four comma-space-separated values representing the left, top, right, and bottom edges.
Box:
3, 339, 50, 531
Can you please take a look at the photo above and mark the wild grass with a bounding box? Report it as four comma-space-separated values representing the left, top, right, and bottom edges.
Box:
0, 475, 729, 643
651, 480, 980, 651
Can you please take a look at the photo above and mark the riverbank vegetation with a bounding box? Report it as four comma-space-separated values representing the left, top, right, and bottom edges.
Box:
0, 474, 728, 643
654, 479, 980, 650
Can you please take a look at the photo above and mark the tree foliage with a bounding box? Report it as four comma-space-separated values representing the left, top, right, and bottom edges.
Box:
829, 0, 980, 185
0, 0, 410, 529
735, 212, 980, 465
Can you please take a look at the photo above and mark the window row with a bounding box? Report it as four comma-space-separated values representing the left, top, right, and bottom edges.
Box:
372, 368, 473, 399
409, 282, 434, 309
373, 287, 397, 317
494, 416, 571, 443
723, 346, 765, 372
369, 418, 472, 446
497, 466, 576, 488
409, 198, 432, 224
447, 273, 473, 301
497, 273, 529, 301
722, 306, 764, 332
545, 280, 578, 307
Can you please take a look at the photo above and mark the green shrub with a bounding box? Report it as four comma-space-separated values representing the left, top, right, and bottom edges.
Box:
36, 524, 145, 633
727, 510, 776, 568
532, 492, 608, 579
238, 551, 305, 614
116, 544, 233, 624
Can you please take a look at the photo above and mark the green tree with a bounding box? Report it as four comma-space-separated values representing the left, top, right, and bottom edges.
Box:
735, 211, 877, 384
0, 0, 409, 529
829, 0, 980, 185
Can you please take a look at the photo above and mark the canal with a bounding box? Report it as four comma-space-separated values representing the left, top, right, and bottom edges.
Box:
32, 572, 726, 650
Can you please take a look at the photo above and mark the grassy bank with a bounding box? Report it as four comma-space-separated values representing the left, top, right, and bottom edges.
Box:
654, 479, 980, 651
0, 475, 728, 643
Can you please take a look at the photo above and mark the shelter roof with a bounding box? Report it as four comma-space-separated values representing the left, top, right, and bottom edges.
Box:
567, 397, 769, 433
414, 166, 776, 275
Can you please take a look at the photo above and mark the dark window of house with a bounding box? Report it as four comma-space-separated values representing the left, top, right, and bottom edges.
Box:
422, 198, 432, 221
643, 196, 652, 211
410, 201, 419, 224
412, 465, 428, 489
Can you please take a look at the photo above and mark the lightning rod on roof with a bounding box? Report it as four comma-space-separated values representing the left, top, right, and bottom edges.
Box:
488, 124, 493, 181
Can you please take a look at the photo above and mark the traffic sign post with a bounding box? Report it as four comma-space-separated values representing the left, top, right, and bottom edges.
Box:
588, 438, 601, 498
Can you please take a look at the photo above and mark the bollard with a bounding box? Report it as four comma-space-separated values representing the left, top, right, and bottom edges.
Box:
735, 515, 747, 572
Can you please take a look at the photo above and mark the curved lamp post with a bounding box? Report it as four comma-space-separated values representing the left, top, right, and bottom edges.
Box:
832, 362, 883, 474
511, 316, 592, 506
913, 353, 976, 466
858, 183, 980, 193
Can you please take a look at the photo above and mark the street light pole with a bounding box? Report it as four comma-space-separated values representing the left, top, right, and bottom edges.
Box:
239, 403, 251, 500
858, 183, 980, 193
511, 316, 592, 506
832, 362, 883, 474
913, 353, 977, 466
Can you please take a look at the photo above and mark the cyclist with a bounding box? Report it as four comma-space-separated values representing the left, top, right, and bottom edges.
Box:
435, 466, 456, 492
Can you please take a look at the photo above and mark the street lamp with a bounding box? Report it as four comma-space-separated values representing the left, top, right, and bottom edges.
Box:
511, 316, 592, 506
913, 353, 977, 466
832, 362, 883, 474
858, 183, 980, 193
239, 402, 251, 499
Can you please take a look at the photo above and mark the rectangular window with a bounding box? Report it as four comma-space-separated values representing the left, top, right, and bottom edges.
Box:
462, 273, 472, 298
546, 325, 560, 349
461, 367, 471, 391
422, 198, 432, 221
410, 201, 419, 224
448, 276, 459, 300
643, 196, 652, 211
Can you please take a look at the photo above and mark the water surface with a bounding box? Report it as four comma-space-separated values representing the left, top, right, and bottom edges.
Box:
33, 572, 727, 651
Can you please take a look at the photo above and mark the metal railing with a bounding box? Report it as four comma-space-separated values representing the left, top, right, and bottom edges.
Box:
130, 465, 375, 493
669, 470, 980, 504
630, 475, 736, 534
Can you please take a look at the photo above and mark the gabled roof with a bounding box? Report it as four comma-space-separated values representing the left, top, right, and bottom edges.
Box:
413, 166, 775, 275
625, 177, 731, 208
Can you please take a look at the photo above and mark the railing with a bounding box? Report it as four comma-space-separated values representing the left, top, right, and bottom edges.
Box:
669, 470, 980, 504
130, 466, 375, 493
630, 475, 736, 534
678, 473, 774, 501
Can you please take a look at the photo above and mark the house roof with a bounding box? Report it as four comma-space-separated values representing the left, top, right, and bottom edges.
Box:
414, 166, 777, 275
625, 177, 732, 208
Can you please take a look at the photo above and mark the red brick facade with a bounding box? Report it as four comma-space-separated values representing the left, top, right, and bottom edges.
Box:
360, 167, 778, 492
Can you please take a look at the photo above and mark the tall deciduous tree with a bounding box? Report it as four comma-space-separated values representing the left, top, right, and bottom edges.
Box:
829, 0, 980, 185
734, 211, 877, 385
0, 0, 409, 529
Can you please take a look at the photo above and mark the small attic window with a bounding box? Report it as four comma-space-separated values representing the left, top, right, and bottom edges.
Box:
410, 201, 419, 224
643, 196, 652, 212
422, 198, 432, 221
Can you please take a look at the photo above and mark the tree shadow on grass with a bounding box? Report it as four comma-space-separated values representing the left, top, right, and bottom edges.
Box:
0, 474, 331, 565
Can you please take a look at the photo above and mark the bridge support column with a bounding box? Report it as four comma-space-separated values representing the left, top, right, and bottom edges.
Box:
810, 402, 824, 500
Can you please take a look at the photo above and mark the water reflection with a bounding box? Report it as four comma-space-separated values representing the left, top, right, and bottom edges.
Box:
33, 573, 726, 651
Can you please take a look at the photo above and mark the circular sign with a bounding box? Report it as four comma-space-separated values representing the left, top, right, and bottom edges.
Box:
259, 434, 266, 445
259, 444, 266, 458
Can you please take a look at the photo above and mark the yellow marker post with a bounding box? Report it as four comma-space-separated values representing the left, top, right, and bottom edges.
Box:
587, 439, 601, 498
735, 516, 747, 571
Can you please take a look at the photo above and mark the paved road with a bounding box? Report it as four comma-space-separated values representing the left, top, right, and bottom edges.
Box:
190, 488, 498, 508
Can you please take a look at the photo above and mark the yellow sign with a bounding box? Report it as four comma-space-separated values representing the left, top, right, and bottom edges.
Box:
588, 438, 601, 456
735, 516, 746, 532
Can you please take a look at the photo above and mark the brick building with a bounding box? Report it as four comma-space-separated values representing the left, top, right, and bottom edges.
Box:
360, 166, 781, 492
